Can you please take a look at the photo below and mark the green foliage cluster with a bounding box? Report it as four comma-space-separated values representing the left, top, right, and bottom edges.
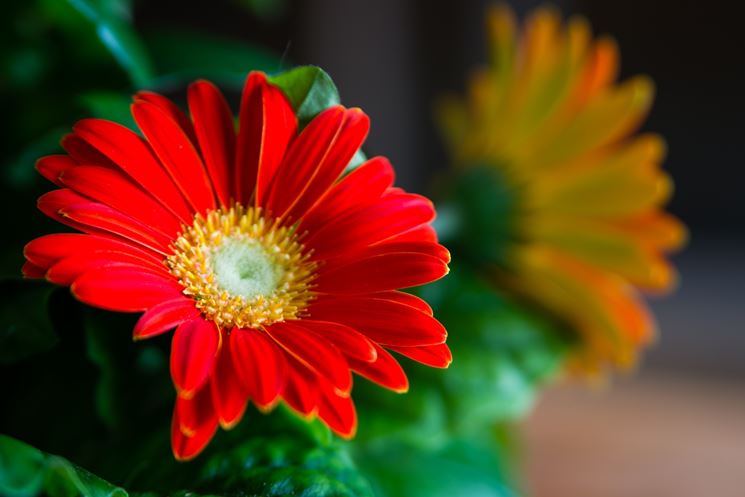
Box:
1, 2, 573, 496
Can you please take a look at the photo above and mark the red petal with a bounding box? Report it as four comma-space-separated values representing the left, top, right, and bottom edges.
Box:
170, 319, 220, 396
188, 80, 236, 207
385, 224, 438, 244
299, 156, 394, 235
348, 343, 409, 393
372, 291, 433, 315
171, 400, 218, 461
282, 109, 370, 222
230, 328, 286, 408
316, 379, 357, 438
71, 265, 184, 312
59, 166, 183, 236
24, 233, 161, 270
295, 319, 377, 362
309, 297, 447, 346
266, 321, 352, 394
61, 133, 118, 169
135, 91, 198, 145
132, 100, 216, 214
235, 72, 297, 205
176, 380, 215, 435
304, 193, 435, 260
210, 340, 249, 429
262, 106, 346, 218
133, 298, 199, 340
73, 118, 193, 222
46, 250, 167, 285
389, 343, 452, 368
22, 261, 46, 279
315, 252, 448, 294
60, 201, 173, 254
282, 357, 319, 417
36, 155, 75, 186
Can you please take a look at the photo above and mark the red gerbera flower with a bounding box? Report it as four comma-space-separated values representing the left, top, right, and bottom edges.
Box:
23, 71, 451, 460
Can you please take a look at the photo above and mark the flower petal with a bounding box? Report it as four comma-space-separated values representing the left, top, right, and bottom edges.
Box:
61, 133, 118, 169
171, 399, 218, 461
266, 321, 352, 395
170, 319, 220, 396
133, 298, 200, 340
309, 296, 447, 346
230, 328, 285, 408
282, 356, 319, 417
132, 100, 216, 214
316, 379, 357, 438
135, 91, 198, 144
59, 165, 183, 236
188, 80, 236, 207
36, 155, 75, 186
235, 72, 297, 205
262, 105, 347, 218
299, 156, 394, 235
46, 250, 167, 285
282, 108, 370, 222
304, 192, 435, 260
71, 265, 184, 312
295, 319, 377, 363
389, 343, 453, 368
348, 343, 409, 393
73, 118, 193, 222
24, 233, 161, 270
315, 252, 448, 294
60, 201, 173, 254
210, 340, 250, 429
176, 380, 215, 435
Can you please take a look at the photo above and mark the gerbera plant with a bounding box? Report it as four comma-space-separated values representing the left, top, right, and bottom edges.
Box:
23, 67, 451, 461
437, 4, 686, 375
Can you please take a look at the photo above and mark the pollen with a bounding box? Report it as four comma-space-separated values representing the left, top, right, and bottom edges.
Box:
167, 204, 316, 329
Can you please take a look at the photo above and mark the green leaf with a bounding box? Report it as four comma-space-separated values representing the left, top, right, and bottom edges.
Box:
355, 437, 519, 497
0, 435, 127, 497
269, 66, 340, 126
144, 29, 282, 90
434, 165, 519, 266
418, 263, 573, 429
78, 91, 135, 129
66, 0, 154, 87
0, 279, 58, 365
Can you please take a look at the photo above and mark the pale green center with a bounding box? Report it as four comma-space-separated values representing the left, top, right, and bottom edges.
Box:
211, 238, 283, 299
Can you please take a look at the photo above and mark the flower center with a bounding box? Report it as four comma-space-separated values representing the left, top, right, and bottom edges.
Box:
167, 205, 315, 329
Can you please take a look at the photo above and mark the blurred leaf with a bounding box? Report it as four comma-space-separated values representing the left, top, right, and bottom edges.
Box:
79, 91, 135, 129
418, 263, 572, 430
434, 165, 518, 266
0, 434, 127, 497
270, 66, 340, 127
4, 127, 65, 189
355, 437, 518, 497
0, 279, 58, 365
66, 0, 154, 87
144, 29, 281, 90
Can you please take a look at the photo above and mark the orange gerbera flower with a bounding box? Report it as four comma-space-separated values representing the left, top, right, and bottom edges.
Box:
438, 5, 686, 374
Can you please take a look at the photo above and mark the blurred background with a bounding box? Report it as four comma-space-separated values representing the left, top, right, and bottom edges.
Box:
2, 0, 743, 496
